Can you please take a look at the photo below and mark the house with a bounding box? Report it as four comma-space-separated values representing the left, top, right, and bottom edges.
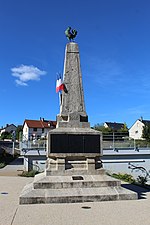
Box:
22, 118, 56, 141
104, 122, 125, 131
129, 117, 150, 140
0, 124, 17, 136
103, 122, 128, 142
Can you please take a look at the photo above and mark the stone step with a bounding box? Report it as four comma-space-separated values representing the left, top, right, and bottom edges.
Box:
33, 174, 121, 189
19, 183, 137, 204
46, 168, 105, 176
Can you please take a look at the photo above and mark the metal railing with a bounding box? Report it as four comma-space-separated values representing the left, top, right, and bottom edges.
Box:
102, 132, 150, 150
20, 139, 47, 150
18, 132, 150, 151
19, 133, 47, 150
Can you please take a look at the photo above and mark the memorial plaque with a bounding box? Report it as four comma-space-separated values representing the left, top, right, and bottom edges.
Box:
50, 134, 100, 154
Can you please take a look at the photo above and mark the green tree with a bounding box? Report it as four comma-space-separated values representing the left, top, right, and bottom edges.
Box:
93, 123, 112, 133
142, 124, 150, 141
15, 125, 23, 140
0, 131, 12, 140
118, 123, 128, 133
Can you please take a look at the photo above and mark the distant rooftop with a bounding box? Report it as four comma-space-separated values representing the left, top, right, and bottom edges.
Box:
24, 118, 56, 128
105, 122, 125, 131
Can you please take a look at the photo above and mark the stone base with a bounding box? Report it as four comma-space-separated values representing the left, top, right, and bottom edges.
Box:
19, 155, 138, 204
19, 172, 138, 204
46, 155, 103, 176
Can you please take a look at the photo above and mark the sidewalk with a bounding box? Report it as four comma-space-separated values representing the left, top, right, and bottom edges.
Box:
0, 157, 24, 176
0, 174, 150, 225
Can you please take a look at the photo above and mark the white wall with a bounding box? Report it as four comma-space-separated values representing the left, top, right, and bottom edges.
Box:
23, 123, 44, 141
102, 149, 150, 184
23, 123, 29, 141
129, 120, 144, 140
104, 123, 108, 128
23, 123, 53, 141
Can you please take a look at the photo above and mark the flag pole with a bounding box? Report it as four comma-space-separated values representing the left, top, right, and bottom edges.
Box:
59, 91, 61, 105
56, 72, 64, 109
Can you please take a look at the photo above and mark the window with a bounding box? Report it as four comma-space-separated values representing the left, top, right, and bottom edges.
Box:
42, 128, 44, 133
33, 128, 37, 132
135, 130, 138, 134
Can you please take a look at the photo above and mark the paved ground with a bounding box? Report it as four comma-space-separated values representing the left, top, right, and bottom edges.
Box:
0, 157, 24, 176
0, 159, 150, 225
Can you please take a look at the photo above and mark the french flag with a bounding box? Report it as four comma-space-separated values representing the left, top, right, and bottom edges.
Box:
56, 78, 65, 93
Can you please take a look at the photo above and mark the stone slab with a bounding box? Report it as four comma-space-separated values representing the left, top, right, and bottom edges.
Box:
47, 127, 101, 134
19, 185, 137, 204
33, 174, 121, 189
19, 172, 137, 204
46, 168, 105, 176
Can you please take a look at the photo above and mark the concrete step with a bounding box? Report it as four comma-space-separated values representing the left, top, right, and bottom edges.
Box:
19, 183, 137, 204
33, 174, 121, 189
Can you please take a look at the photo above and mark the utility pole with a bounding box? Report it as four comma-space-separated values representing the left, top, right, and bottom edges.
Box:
113, 132, 115, 150
12, 131, 16, 157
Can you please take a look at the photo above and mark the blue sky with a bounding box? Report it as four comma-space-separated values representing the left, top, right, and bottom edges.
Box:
0, 0, 150, 128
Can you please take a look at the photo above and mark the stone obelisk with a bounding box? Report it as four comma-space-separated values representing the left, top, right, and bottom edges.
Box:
57, 42, 89, 128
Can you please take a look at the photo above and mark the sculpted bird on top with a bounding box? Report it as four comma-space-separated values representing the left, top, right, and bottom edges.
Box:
65, 26, 77, 41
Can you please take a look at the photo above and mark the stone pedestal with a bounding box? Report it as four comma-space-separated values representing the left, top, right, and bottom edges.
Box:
45, 155, 103, 176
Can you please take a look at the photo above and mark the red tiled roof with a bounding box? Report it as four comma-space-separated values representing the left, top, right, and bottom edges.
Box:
24, 119, 56, 128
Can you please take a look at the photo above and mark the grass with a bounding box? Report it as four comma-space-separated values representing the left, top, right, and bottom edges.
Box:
19, 170, 40, 177
111, 173, 136, 183
109, 172, 150, 189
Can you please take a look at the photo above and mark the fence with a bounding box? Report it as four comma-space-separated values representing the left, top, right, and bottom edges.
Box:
102, 132, 150, 149
20, 139, 47, 150
19, 132, 150, 151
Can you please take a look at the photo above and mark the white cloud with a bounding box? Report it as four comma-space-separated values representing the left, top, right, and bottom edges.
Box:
15, 79, 28, 86
11, 64, 47, 86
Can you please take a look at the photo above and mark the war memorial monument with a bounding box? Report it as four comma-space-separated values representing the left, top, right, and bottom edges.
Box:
19, 28, 137, 204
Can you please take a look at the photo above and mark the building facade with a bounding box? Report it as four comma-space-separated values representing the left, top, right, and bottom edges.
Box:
129, 118, 150, 140
0, 124, 17, 136
22, 118, 56, 141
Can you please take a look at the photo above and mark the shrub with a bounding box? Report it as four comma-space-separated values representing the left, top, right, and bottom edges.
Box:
111, 173, 136, 183
111, 172, 150, 187
0, 151, 16, 168
20, 170, 39, 177
0, 162, 5, 169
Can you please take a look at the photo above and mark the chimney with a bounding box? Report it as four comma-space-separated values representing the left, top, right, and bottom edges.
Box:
140, 116, 143, 121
